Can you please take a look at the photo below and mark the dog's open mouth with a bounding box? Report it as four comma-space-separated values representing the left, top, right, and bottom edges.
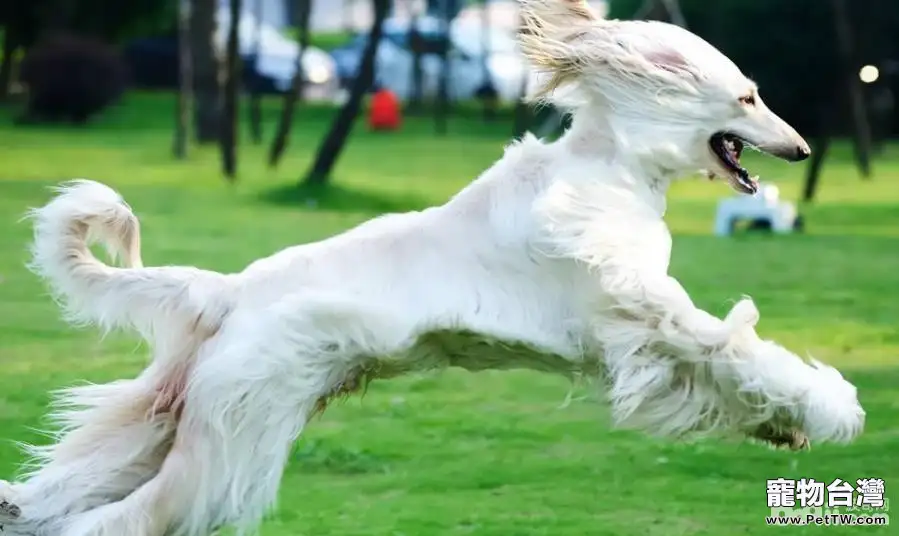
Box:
709, 132, 759, 195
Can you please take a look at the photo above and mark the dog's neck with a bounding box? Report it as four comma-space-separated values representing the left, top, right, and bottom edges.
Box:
560, 107, 681, 212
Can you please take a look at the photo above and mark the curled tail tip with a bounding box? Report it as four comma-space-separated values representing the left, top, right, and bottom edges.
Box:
29, 178, 143, 269
52, 178, 127, 206
24, 179, 128, 220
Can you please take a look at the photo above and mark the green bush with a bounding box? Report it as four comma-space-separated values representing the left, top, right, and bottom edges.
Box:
19, 34, 127, 124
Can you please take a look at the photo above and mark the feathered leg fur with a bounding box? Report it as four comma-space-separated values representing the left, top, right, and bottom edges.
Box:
49, 294, 405, 536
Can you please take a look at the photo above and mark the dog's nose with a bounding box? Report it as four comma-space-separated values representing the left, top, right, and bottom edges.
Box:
766, 142, 812, 162
796, 138, 812, 162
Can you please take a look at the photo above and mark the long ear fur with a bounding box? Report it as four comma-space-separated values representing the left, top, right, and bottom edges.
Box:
518, 0, 600, 99
518, 0, 699, 101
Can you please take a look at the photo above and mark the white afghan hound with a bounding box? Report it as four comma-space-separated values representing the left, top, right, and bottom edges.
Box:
0, 1, 864, 534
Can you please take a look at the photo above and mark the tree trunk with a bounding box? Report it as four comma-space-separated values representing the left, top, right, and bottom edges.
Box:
426, 0, 462, 19
513, 73, 531, 139
190, 0, 222, 143
534, 107, 568, 139
831, 0, 872, 178
802, 96, 837, 202
0, 28, 16, 101
343, 0, 354, 33
303, 0, 390, 186
512, 11, 531, 138
634, 0, 664, 20
407, 12, 425, 114
802, 133, 831, 202
478, 0, 497, 121
659, 0, 688, 28
635, 0, 687, 27
433, 1, 452, 136
173, 0, 193, 159
268, 0, 313, 168
220, 0, 242, 179
247, 0, 264, 144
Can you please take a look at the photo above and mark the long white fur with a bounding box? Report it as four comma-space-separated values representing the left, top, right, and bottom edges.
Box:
0, 1, 864, 535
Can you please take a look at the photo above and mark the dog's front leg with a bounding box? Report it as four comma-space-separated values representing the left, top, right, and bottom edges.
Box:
536, 184, 863, 446
594, 262, 863, 447
534, 185, 754, 351
597, 263, 758, 352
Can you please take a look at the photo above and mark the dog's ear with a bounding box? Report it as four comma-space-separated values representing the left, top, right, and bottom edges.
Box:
519, 1, 699, 99
640, 47, 692, 76
601, 25, 699, 78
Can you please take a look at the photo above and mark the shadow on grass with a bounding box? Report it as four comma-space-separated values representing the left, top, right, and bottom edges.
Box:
259, 182, 431, 214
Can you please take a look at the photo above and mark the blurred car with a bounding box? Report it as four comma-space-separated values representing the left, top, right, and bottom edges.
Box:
124, 9, 337, 97
213, 8, 338, 96
328, 16, 531, 102
329, 17, 441, 89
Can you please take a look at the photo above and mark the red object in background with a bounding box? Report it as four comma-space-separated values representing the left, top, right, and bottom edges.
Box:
368, 89, 402, 131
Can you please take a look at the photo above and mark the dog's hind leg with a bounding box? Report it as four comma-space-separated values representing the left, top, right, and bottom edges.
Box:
54, 294, 405, 536
0, 333, 206, 536
0, 373, 178, 535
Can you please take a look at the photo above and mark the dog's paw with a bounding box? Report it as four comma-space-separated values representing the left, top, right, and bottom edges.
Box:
0, 480, 21, 520
751, 425, 811, 452
791, 432, 811, 451
0, 500, 20, 520
683, 309, 732, 348
725, 299, 759, 333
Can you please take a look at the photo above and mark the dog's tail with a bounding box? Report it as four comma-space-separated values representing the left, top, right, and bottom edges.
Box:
0, 181, 234, 532
26, 179, 233, 343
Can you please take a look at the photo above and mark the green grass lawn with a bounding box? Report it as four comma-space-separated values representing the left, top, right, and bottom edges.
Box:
0, 94, 897, 535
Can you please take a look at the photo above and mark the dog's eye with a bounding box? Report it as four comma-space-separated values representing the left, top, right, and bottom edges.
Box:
739, 95, 756, 106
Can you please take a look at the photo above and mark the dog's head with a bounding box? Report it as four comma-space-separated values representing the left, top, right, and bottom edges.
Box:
519, 0, 810, 194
